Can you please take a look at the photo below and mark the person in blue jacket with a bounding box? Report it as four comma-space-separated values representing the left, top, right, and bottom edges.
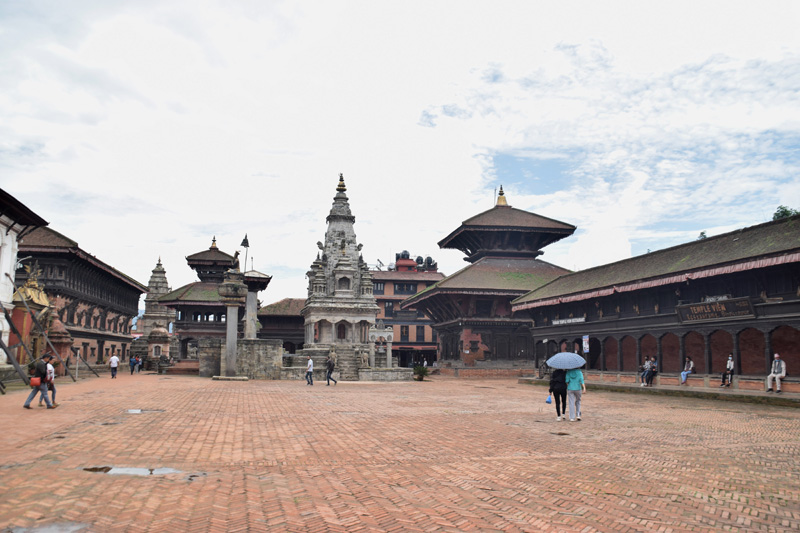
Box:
565, 367, 586, 422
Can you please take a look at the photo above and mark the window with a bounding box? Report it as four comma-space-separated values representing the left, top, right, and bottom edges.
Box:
374, 282, 385, 295
400, 326, 409, 342
394, 283, 417, 295
384, 301, 394, 317
416, 326, 425, 342
338, 277, 351, 290
337, 323, 346, 339
432, 330, 437, 343
153, 346, 162, 356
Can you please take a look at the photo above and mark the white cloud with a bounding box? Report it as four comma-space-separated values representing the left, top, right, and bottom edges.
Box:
1, 1, 800, 303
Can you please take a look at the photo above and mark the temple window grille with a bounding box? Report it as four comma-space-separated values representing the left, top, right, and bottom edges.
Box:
374, 282, 385, 295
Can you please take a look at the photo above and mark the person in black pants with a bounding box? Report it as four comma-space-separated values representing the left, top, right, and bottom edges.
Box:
326, 355, 337, 386
549, 369, 567, 421
645, 356, 657, 386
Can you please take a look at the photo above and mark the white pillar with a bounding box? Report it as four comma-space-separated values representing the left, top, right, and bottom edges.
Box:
225, 305, 238, 377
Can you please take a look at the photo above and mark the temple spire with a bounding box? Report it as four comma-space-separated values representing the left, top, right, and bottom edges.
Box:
496, 185, 508, 206
337, 173, 347, 193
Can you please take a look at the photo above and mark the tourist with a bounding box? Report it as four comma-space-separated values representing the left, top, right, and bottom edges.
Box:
305, 355, 314, 386
639, 357, 652, 387
23, 354, 55, 409
680, 356, 694, 385
548, 368, 567, 421
645, 356, 658, 387
423, 359, 428, 368
137, 356, 143, 373
326, 355, 337, 386
767, 353, 786, 393
108, 352, 120, 379
38, 354, 58, 407
565, 367, 586, 422
721, 354, 734, 387
129, 355, 137, 375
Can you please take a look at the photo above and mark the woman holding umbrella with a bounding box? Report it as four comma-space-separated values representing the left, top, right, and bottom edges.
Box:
549, 368, 567, 421
546, 351, 587, 422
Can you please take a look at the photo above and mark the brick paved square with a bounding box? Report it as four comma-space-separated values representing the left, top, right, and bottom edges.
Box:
1, 374, 798, 532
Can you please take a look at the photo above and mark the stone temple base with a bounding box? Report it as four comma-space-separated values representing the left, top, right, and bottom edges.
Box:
358, 368, 413, 382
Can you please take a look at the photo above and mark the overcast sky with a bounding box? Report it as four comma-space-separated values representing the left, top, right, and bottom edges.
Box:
2, 1, 799, 307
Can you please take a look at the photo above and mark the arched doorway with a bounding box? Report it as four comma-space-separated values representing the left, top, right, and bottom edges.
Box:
738, 327, 764, 375
661, 333, 680, 372
621, 336, 636, 371
603, 337, 619, 371
684, 331, 705, 373
640, 334, 657, 366
710, 330, 733, 374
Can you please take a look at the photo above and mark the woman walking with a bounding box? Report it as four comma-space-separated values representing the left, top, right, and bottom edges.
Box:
549, 369, 567, 421
565, 368, 586, 422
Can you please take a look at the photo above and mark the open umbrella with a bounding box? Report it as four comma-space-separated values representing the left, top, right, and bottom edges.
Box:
546, 352, 586, 370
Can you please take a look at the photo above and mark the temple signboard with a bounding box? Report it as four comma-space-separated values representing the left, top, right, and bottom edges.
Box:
676, 297, 754, 322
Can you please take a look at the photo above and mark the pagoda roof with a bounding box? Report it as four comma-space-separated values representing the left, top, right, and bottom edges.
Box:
401, 256, 570, 308
159, 281, 225, 306
258, 298, 306, 316
19, 226, 146, 293
512, 214, 800, 309
186, 247, 235, 264
438, 205, 575, 249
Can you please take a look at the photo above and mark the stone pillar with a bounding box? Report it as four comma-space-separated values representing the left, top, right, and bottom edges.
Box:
369, 343, 375, 368
703, 332, 712, 374
616, 337, 623, 371
679, 334, 686, 367
599, 342, 605, 372
732, 331, 740, 376
218, 270, 246, 377
244, 291, 258, 339
386, 341, 392, 368
656, 336, 663, 373
764, 330, 772, 374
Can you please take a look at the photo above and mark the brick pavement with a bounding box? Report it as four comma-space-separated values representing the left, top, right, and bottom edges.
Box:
1, 373, 799, 532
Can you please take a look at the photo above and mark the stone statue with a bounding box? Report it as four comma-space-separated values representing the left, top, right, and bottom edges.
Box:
360, 348, 369, 368
329, 345, 337, 365
232, 251, 241, 271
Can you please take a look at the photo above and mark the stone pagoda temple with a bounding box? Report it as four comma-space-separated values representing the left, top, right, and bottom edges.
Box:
299, 174, 379, 380
135, 258, 176, 337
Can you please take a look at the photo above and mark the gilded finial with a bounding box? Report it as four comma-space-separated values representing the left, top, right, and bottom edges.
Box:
337, 173, 347, 192
211, 236, 218, 249
496, 185, 508, 206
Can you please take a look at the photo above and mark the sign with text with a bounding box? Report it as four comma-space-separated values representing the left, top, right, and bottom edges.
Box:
676, 297, 754, 322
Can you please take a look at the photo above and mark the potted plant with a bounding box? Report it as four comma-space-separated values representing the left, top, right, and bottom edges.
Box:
413, 365, 429, 381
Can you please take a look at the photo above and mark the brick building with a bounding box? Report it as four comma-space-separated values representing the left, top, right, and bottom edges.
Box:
511, 214, 800, 384
373, 251, 444, 367
257, 297, 305, 354
14, 226, 146, 364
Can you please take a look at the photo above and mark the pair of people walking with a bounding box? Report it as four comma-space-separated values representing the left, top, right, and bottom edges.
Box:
305, 355, 338, 386
549, 367, 586, 422
23, 354, 57, 410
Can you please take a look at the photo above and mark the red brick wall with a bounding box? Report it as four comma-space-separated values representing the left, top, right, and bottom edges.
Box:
621, 336, 636, 372
662, 333, 680, 372
739, 328, 764, 375
604, 337, 618, 371
710, 330, 734, 373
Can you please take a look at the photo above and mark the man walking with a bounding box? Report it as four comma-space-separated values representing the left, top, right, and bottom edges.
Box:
108, 352, 120, 379
326, 355, 337, 386
305, 355, 314, 386
23, 354, 55, 409
767, 353, 787, 393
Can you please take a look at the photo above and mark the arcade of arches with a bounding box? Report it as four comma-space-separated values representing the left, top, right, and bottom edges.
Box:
534, 325, 800, 376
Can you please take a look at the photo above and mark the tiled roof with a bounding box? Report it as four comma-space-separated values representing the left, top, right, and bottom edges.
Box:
19, 226, 77, 248
438, 205, 575, 248
258, 298, 306, 316
371, 271, 446, 281
19, 227, 146, 292
159, 282, 224, 305
402, 257, 571, 308
0, 188, 48, 228
186, 248, 235, 263
513, 214, 800, 305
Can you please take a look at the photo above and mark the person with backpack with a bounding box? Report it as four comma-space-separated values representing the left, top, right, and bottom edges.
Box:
38, 355, 58, 407
23, 354, 56, 409
326, 355, 337, 386
129, 354, 137, 375
549, 368, 567, 421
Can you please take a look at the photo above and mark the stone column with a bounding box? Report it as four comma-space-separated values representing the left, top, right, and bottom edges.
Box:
616, 338, 623, 371
218, 270, 246, 377
244, 291, 258, 339
386, 341, 392, 368
732, 331, 740, 376
764, 330, 772, 374
703, 332, 712, 374
369, 343, 375, 368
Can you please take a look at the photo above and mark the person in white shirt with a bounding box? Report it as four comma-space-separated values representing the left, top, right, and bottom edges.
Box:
108, 353, 120, 379
767, 353, 787, 393
720, 354, 734, 387
305, 355, 314, 386
39, 356, 57, 407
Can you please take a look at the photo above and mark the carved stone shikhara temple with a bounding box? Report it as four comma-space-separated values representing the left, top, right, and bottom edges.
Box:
297, 174, 381, 380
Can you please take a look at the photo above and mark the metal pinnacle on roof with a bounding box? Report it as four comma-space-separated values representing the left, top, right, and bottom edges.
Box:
337, 173, 347, 192
496, 185, 508, 206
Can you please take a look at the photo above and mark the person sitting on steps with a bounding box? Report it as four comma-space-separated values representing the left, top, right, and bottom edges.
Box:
767, 353, 786, 393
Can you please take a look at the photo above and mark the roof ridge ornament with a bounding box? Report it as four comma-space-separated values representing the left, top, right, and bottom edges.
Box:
496, 185, 508, 206
337, 173, 347, 193
211, 236, 217, 249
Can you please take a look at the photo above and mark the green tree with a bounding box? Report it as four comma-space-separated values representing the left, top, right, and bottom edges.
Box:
773, 205, 800, 220
697, 231, 707, 240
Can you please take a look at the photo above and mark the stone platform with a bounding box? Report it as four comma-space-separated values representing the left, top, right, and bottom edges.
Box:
1, 374, 799, 531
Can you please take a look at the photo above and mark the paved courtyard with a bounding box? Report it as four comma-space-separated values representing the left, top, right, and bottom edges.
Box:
1, 373, 799, 532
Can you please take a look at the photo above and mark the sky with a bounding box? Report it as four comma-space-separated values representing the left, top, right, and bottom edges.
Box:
2, 0, 799, 307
